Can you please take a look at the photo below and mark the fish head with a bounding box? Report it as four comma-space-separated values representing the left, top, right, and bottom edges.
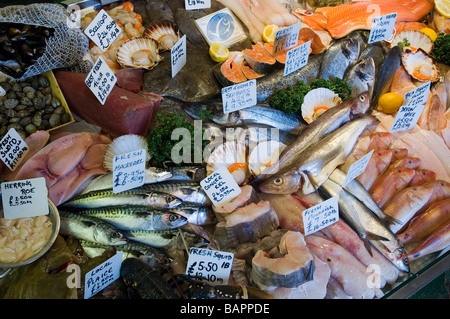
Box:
163, 213, 188, 228
350, 91, 370, 116
258, 170, 302, 194
109, 229, 129, 245
392, 246, 410, 273
344, 38, 361, 60
358, 57, 375, 80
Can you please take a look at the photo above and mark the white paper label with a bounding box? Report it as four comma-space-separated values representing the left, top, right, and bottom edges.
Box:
390, 82, 430, 133
222, 79, 257, 114
273, 22, 301, 55
0, 85, 5, 96
112, 149, 146, 193
1, 177, 49, 219
186, 247, 233, 285
171, 35, 187, 78
368, 13, 397, 44
200, 167, 241, 207
0, 128, 29, 171
84, 9, 120, 51
185, 0, 211, 10
302, 196, 339, 236
284, 40, 311, 76
85, 56, 117, 105
84, 251, 123, 299
342, 149, 374, 187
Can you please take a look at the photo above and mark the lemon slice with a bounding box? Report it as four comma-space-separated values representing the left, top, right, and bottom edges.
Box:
420, 28, 438, 42
377, 92, 404, 114
262, 24, 279, 43
435, 0, 450, 18
209, 43, 230, 63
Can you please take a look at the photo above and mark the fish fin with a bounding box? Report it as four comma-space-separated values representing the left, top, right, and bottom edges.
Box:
363, 239, 374, 257
381, 213, 402, 226
367, 231, 390, 243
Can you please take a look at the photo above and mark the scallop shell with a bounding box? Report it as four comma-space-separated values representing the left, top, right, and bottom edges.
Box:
145, 20, 182, 51
301, 88, 342, 124
116, 37, 162, 69
401, 48, 440, 82
103, 134, 150, 171
391, 30, 434, 54
206, 141, 249, 185
248, 140, 286, 177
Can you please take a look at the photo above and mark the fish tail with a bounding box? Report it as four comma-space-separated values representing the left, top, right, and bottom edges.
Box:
381, 213, 402, 226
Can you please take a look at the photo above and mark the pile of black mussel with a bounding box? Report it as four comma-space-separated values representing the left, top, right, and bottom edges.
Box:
0, 23, 54, 78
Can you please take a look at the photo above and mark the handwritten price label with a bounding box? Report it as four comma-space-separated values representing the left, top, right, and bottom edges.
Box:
284, 40, 311, 76
341, 149, 374, 187
84, 251, 123, 299
200, 167, 241, 207
112, 149, 146, 193
368, 13, 397, 44
85, 56, 117, 105
390, 82, 430, 133
273, 22, 301, 55
171, 35, 187, 78
1, 177, 49, 219
84, 9, 120, 51
302, 196, 339, 236
185, 0, 211, 10
222, 79, 257, 114
186, 247, 234, 285
0, 128, 29, 171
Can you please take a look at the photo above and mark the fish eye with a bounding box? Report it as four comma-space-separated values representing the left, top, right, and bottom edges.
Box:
274, 177, 283, 186
360, 95, 366, 102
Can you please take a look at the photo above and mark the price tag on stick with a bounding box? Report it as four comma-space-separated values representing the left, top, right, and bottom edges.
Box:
185, 0, 211, 10
112, 149, 146, 193
171, 35, 187, 78
85, 56, 117, 105
302, 196, 339, 236
341, 149, 374, 187
200, 167, 241, 207
186, 247, 234, 285
284, 40, 311, 76
368, 13, 397, 44
84, 9, 121, 51
0, 128, 29, 171
221, 79, 257, 114
273, 22, 301, 55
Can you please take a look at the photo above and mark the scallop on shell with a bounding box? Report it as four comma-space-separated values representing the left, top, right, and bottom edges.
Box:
248, 140, 286, 177
401, 48, 440, 82
301, 88, 342, 124
145, 20, 182, 51
103, 134, 150, 171
206, 141, 249, 185
391, 30, 434, 54
116, 37, 162, 69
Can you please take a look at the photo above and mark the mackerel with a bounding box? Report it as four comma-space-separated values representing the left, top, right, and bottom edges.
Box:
59, 210, 128, 246
170, 204, 216, 225
76, 205, 188, 230
140, 181, 211, 206
61, 189, 182, 209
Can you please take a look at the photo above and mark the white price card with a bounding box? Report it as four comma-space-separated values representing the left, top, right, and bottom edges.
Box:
273, 22, 301, 55
200, 167, 241, 207
84, 9, 121, 51
390, 82, 430, 133
186, 247, 234, 285
368, 13, 397, 44
84, 251, 123, 299
185, 0, 211, 10
0, 128, 29, 171
1, 177, 49, 219
284, 40, 311, 76
171, 34, 187, 78
112, 149, 146, 193
222, 79, 257, 114
85, 56, 117, 105
341, 149, 374, 187
302, 196, 339, 236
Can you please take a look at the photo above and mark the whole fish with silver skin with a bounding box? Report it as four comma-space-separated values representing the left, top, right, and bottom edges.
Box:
170, 204, 216, 225
163, 165, 206, 182
258, 116, 377, 195
76, 205, 188, 231
370, 45, 402, 110
318, 37, 360, 80
318, 179, 409, 272
140, 181, 211, 206
358, 42, 387, 78
61, 189, 182, 209
329, 168, 400, 225
183, 100, 306, 134
343, 57, 375, 98
253, 92, 370, 184
81, 167, 173, 194
256, 52, 325, 102
124, 227, 207, 249
59, 210, 128, 246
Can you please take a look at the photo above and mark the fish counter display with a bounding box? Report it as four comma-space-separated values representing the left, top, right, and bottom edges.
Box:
0, 0, 449, 300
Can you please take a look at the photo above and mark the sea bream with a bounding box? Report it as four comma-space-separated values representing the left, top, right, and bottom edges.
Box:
318, 37, 360, 81
258, 115, 377, 195
343, 57, 375, 98
253, 91, 370, 184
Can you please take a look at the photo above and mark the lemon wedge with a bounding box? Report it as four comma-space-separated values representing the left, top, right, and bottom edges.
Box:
209, 43, 230, 63
419, 28, 438, 42
435, 0, 450, 18
262, 24, 279, 43
377, 92, 404, 114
